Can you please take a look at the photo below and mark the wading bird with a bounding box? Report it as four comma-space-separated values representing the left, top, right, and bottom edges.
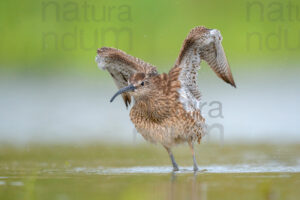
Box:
95, 26, 236, 171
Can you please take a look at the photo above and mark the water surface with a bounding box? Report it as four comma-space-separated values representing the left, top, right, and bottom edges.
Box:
0, 144, 299, 200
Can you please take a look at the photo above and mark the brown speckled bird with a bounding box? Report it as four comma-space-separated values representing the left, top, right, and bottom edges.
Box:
96, 26, 236, 171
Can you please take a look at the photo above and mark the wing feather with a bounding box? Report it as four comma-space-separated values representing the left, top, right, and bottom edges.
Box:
171, 26, 236, 112
96, 47, 158, 108
199, 33, 236, 87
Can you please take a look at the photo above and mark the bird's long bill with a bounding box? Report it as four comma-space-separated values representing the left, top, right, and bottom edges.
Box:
110, 84, 136, 103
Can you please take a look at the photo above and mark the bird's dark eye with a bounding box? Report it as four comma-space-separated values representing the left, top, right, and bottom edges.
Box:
141, 82, 144, 86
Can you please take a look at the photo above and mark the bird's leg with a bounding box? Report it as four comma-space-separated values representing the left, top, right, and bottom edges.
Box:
188, 141, 198, 171
164, 146, 179, 171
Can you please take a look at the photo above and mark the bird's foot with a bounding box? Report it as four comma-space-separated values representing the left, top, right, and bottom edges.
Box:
172, 162, 179, 171
193, 165, 199, 172
173, 166, 179, 172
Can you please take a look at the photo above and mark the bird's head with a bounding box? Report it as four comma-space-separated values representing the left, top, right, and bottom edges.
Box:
110, 72, 153, 103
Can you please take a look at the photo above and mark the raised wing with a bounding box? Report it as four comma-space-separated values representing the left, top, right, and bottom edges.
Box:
171, 26, 236, 112
96, 47, 158, 108
198, 29, 236, 87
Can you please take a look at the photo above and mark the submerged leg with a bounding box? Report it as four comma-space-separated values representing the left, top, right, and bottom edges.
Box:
188, 141, 198, 171
164, 146, 179, 171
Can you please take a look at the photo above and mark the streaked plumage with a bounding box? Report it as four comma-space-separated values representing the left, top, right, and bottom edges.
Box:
96, 26, 236, 171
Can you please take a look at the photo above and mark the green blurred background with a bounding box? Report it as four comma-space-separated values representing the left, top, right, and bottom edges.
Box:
1, 0, 299, 74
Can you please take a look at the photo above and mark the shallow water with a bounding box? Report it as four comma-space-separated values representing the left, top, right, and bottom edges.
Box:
1, 144, 300, 200
68, 164, 300, 175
